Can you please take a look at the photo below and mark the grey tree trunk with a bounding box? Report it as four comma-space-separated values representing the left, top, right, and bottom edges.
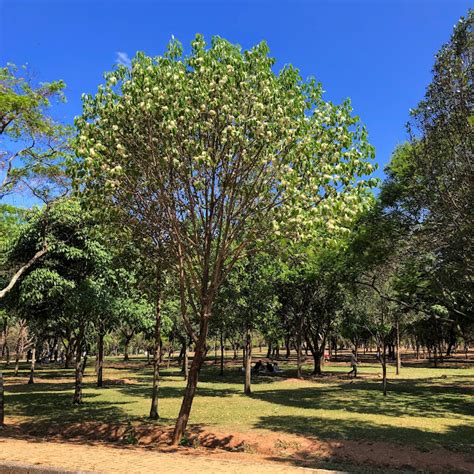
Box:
97, 330, 105, 387
395, 318, 401, 375
73, 327, 86, 405
0, 370, 4, 426
244, 328, 252, 395
183, 341, 189, 380
382, 343, 387, 396
149, 272, 162, 420
296, 315, 304, 379
28, 347, 36, 384
219, 330, 224, 376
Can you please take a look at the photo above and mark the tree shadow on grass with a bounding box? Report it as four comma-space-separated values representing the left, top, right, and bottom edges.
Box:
250, 378, 474, 420
6, 386, 129, 425
113, 381, 241, 401
254, 414, 474, 453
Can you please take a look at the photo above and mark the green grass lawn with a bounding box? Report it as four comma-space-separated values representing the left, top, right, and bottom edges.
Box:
3, 354, 474, 454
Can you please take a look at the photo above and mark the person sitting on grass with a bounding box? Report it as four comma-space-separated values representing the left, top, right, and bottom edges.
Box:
273, 362, 282, 373
266, 361, 275, 373
252, 360, 264, 373
348, 350, 358, 378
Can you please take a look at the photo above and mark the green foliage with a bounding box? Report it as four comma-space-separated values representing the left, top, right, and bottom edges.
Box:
72, 35, 377, 318
0, 63, 71, 201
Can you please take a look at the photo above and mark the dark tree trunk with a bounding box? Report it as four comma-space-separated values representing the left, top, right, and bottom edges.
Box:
182, 341, 189, 380
445, 322, 455, 357
0, 370, 4, 426
73, 327, 86, 405
307, 334, 325, 376
65, 343, 74, 369
172, 316, 209, 445
244, 327, 252, 395
159, 339, 164, 365
14, 351, 21, 377
123, 335, 132, 361
312, 349, 323, 375
395, 318, 401, 375
382, 343, 387, 396
97, 329, 105, 387
149, 273, 162, 420
285, 336, 291, 359
266, 343, 272, 359
296, 315, 304, 379
14, 323, 26, 377
0, 319, 7, 359
28, 347, 36, 384
177, 343, 185, 366
219, 330, 224, 376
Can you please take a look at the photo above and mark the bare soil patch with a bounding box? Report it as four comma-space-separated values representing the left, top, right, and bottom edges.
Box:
2, 420, 473, 472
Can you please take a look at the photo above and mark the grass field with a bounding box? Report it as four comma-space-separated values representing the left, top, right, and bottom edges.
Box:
3, 351, 473, 460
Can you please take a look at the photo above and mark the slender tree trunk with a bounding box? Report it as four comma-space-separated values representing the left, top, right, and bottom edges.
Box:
0, 246, 48, 300
312, 349, 322, 375
177, 343, 185, 366
0, 319, 6, 359
296, 315, 304, 379
382, 343, 387, 396
285, 336, 290, 359
64, 340, 74, 369
73, 328, 86, 405
28, 347, 36, 384
219, 330, 224, 376
14, 352, 20, 377
266, 343, 272, 359
14, 323, 25, 377
159, 339, 164, 364
396, 318, 401, 375
0, 369, 4, 426
244, 327, 252, 395
97, 329, 105, 387
172, 316, 209, 445
182, 341, 189, 380
124, 336, 131, 361
149, 272, 162, 420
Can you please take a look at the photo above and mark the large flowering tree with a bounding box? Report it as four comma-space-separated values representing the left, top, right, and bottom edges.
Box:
73, 35, 376, 443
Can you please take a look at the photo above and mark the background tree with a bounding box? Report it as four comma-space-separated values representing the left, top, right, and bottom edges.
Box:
214, 254, 279, 393
0, 64, 71, 301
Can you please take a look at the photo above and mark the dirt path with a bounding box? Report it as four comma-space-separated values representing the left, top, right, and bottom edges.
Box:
0, 438, 339, 473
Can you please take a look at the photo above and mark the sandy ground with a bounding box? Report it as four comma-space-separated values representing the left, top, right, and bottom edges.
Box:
0, 438, 341, 474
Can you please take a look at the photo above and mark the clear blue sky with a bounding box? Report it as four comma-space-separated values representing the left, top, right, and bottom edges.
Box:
0, 0, 471, 206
